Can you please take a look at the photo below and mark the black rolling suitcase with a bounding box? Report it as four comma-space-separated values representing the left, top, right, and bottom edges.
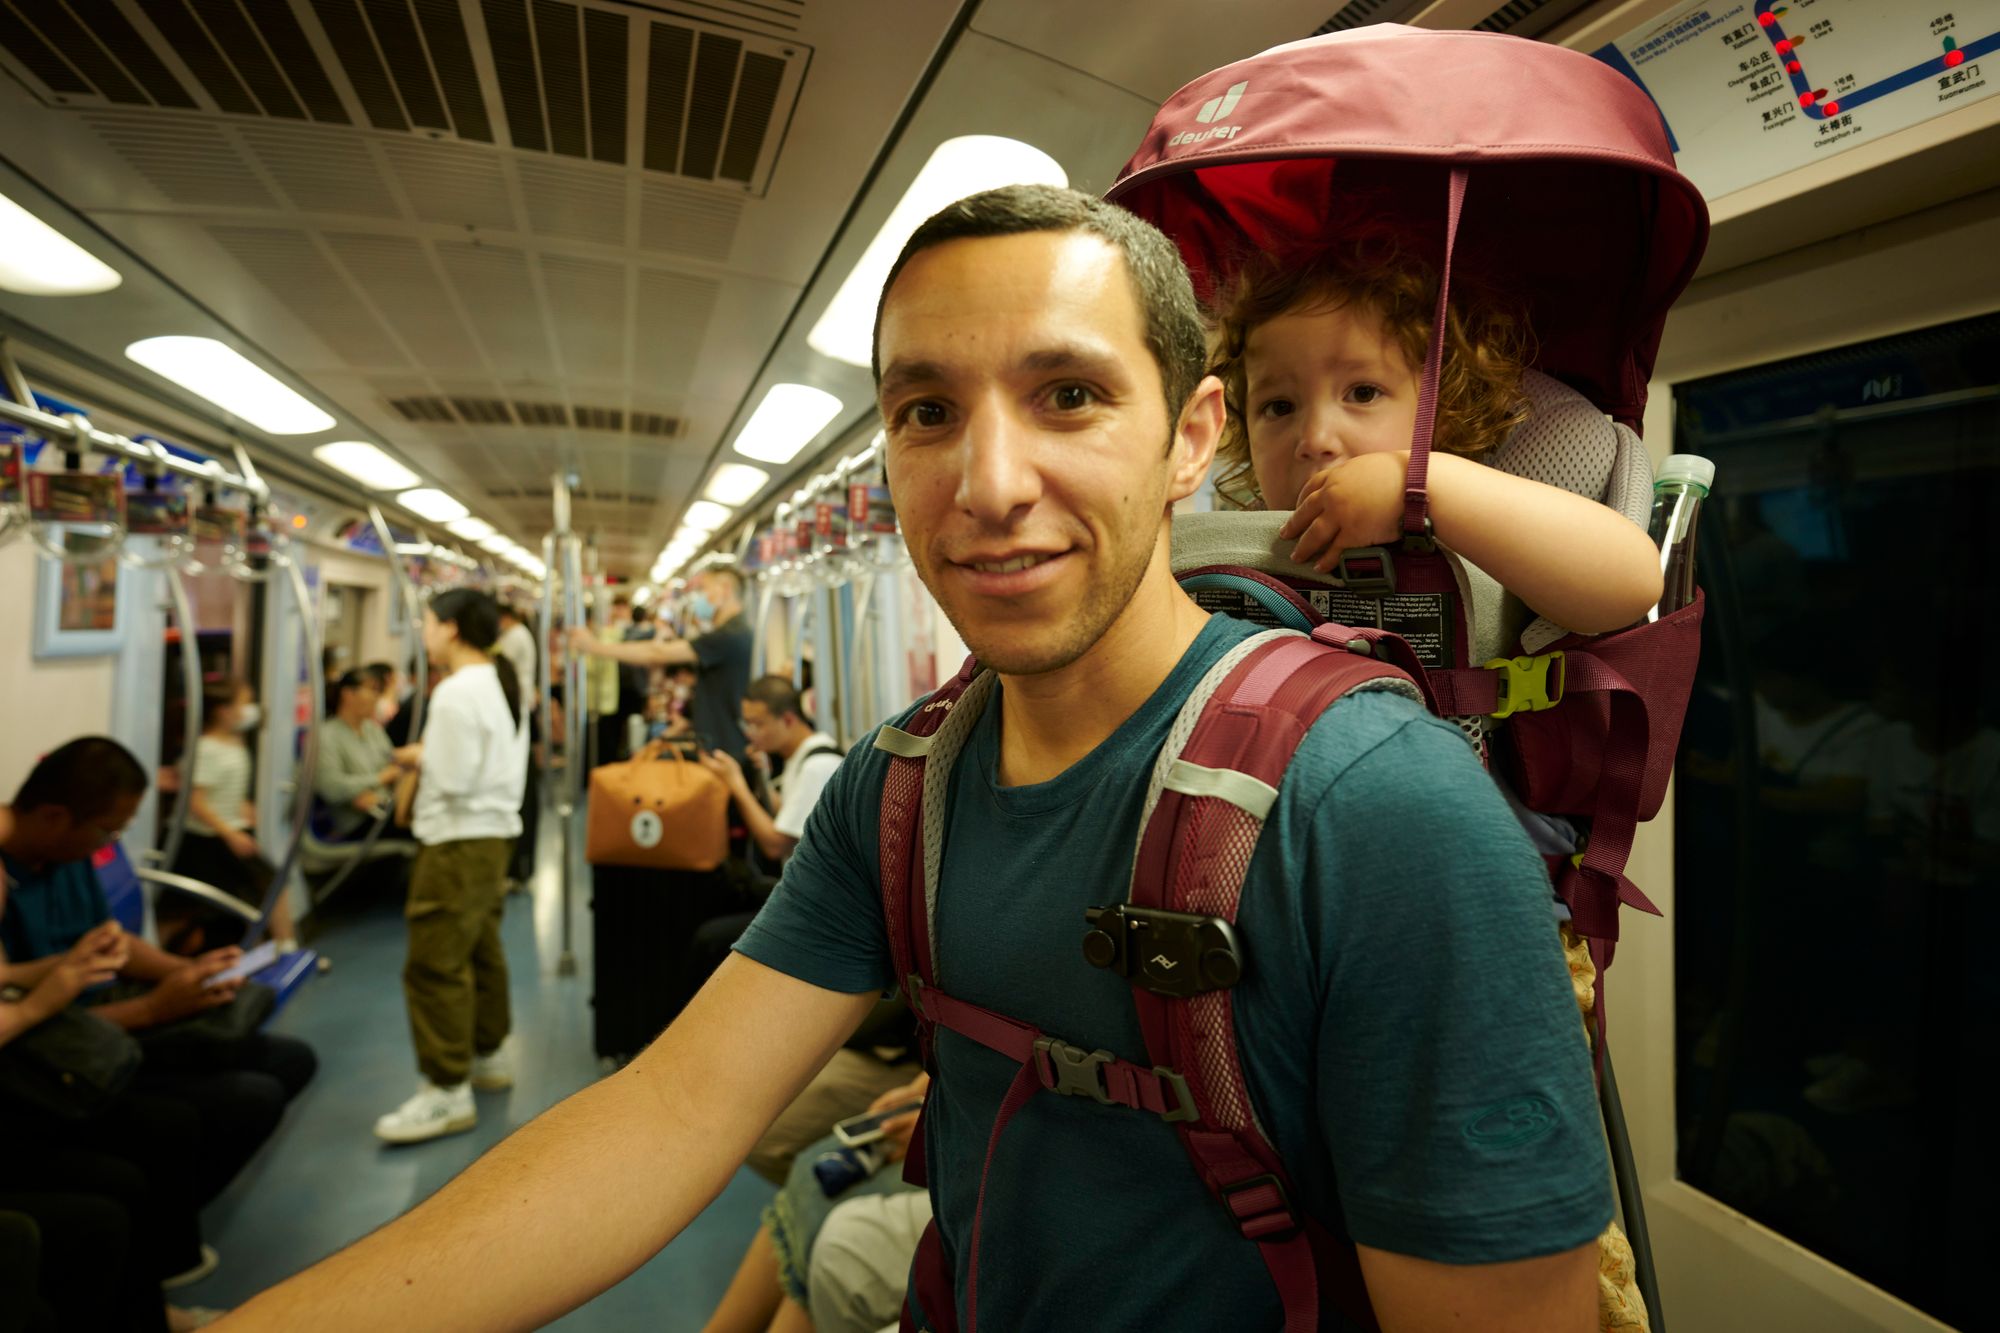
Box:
589, 863, 745, 1062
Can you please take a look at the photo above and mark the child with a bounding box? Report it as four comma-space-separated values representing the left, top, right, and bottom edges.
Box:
1208, 233, 1662, 1332
1207, 232, 1662, 634
169, 676, 298, 952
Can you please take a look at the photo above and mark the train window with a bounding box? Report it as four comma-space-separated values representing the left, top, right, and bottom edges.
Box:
1672, 311, 1998, 1331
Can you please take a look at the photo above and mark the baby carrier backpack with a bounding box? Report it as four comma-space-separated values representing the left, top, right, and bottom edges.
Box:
877, 25, 1710, 1333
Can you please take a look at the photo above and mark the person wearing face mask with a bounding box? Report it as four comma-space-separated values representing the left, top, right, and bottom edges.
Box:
315, 669, 420, 842
569, 567, 753, 762
167, 678, 298, 953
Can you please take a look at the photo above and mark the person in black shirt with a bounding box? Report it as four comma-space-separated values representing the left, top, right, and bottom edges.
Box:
570, 568, 752, 762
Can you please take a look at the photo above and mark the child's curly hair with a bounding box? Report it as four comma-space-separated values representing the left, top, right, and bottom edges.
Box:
1205, 227, 1533, 509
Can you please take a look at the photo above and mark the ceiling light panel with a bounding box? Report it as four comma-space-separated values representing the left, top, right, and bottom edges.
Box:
312, 440, 419, 491
0, 190, 121, 295
397, 488, 468, 522
807, 136, 1068, 368
125, 336, 335, 435
732, 383, 843, 465
704, 462, 770, 506
447, 517, 496, 541
681, 500, 732, 532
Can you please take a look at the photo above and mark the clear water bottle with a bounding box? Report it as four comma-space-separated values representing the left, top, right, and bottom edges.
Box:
1646, 454, 1715, 622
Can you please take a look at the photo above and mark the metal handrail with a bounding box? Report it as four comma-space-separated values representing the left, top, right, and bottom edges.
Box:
0, 386, 265, 504
158, 563, 203, 873
245, 546, 322, 948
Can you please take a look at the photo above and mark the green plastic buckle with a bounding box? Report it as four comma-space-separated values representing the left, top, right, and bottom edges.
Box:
1483, 651, 1565, 720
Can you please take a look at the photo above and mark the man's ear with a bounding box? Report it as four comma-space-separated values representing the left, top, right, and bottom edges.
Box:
1167, 374, 1226, 505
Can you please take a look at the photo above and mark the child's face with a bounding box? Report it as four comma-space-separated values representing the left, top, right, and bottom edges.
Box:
1243, 301, 1419, 509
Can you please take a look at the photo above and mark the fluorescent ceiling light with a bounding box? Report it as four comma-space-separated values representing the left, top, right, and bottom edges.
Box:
313, 440, 418, 491
476, 533, 513, 553
681, 499, 732, 533
0, 190, 122, 295
732, 384, 842, 466
703, 462, 769, 506
397, 488, 468, 522
447, 517, 495, 541
806, 136, 1068, 368
125, 336, 335, 435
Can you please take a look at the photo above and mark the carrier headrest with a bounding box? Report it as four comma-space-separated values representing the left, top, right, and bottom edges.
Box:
1489, 370, 1655, 531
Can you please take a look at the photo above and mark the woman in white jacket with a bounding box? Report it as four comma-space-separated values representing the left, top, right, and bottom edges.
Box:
374, 589, 529, 1145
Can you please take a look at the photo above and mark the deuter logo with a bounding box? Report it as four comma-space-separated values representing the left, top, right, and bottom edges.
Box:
1196, 81, 1247, 123
1171, 80, 1247, 147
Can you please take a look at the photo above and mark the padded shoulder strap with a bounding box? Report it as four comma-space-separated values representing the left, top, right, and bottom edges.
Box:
875, 656, 993, 994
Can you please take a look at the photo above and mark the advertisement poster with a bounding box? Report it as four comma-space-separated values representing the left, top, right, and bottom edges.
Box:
1595, 1, 1999, 198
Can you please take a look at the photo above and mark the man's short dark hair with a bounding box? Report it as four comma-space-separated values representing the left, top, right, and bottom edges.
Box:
13, 737, 147, 820
872, 184, 1207, 423
743, 674, 806, 724
700, 566, 745, 599
364, 662, 395, 690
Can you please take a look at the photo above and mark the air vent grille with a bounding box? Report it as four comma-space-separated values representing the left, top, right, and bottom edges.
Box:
1312, 1, 1428, 35
450, 396, 514, 424
1, 0, 802, 191
572, 405, 623, 431
514, 400, 568, 426
390, 395, 456, 422
628, 412, 680, 438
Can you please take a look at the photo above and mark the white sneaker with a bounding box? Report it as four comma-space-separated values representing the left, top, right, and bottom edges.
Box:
470, 1038, 515, 1092
373, 1079, 476, 1144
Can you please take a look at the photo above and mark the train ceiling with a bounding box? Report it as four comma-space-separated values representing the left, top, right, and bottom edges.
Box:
0, 0, 1752, 576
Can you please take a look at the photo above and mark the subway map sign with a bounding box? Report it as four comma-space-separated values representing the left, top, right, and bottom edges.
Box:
1595, 1, 1999, 199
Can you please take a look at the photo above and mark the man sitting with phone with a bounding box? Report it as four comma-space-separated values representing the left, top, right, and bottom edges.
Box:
699, 674, 844, 868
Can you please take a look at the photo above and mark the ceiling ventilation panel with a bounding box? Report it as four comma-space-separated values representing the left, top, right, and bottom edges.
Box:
1312, 1, 1429, 34
388, 393, 455, 422
3, 2, 804, 192
84, 110, 278, 208
207, 223, 408, 367
238, 124, 400, 215
324, 230, 486, 374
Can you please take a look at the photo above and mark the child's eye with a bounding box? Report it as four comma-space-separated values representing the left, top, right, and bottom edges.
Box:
1255, 398, 1296, 421
1347, 384, 1386, 405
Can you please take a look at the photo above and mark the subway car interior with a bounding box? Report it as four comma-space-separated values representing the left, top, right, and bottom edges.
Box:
0, 0, 1993, 1329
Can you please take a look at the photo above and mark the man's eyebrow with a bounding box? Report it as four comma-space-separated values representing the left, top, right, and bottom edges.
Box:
877, 359, 950, 398
1020, 344, 1123, 376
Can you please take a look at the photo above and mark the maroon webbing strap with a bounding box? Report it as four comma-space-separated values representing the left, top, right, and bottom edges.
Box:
1401, 167, 1470, 541
1308, 622, 1440, 716
1129, 637, 1412, 1333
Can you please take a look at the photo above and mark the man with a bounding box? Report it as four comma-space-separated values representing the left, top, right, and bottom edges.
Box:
570, 567, 754, 762
700, 674, 842, 866
2, 738, 317, 1229
217, 186, 1604, 1331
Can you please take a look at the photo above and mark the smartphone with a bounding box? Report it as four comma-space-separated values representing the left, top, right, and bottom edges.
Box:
832, 1100, 925, 1148
204, 939, 280, 988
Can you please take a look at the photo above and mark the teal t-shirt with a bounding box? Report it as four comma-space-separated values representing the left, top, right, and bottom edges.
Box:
735, 614, 1611, 1329
0, 851, 109, 963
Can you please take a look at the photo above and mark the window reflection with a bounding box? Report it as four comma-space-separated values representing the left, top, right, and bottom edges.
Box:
1673, 313, 1996, 1332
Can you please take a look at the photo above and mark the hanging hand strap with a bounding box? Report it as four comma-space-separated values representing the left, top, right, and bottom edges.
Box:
1402, 167, 1470, 543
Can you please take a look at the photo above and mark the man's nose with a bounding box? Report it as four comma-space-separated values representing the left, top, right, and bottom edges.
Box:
954, 401, 1041, 525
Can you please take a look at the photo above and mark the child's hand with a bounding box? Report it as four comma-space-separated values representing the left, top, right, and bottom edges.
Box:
1278, 451, 1408, 571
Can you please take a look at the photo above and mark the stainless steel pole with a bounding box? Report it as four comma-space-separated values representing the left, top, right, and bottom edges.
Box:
248, 550, 323, 947
158, 565, 202, 872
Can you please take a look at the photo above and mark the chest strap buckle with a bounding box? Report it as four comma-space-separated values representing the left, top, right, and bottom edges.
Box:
1034, 1037, 1115, 1105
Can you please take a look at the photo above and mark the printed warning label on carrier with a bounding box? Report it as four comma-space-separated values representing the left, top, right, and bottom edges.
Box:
1188, 584, 1454, 669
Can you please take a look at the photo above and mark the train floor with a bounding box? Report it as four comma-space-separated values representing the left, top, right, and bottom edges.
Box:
173, 810, 768, 1326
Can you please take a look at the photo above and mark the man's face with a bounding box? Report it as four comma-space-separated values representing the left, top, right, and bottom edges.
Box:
46, 791, 143, 863
739, 699, 783, 756
876, 230, 1211, 677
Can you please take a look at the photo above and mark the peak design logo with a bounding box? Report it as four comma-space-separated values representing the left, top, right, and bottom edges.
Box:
1170, 80, 1248, 147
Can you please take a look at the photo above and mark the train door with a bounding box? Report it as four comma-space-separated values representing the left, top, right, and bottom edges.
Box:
1615, 192, 1996, 1333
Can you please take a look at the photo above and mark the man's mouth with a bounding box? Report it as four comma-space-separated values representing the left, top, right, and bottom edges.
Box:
965, 552, 1057, 575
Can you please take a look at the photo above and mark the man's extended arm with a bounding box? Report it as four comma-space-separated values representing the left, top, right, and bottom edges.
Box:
1358, 1242, 1599, 1333
570, 629, 697, 668
214, 955, 877, 1332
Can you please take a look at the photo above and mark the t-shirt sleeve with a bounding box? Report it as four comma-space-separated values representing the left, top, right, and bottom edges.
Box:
693, 623, 748, 671
1307, 714, 1614, 1264
733, 743, 894, 997
773, 752, 841, 840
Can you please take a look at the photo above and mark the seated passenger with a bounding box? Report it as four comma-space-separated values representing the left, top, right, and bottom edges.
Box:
167, 679, 297, 952
2, 738, 317, 1218
314, 669, 418, 841
700, 675, 844, 866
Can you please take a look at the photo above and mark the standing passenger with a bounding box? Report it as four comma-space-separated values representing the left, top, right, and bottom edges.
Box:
570, 567, 753, 762
373, 590, 529, 1145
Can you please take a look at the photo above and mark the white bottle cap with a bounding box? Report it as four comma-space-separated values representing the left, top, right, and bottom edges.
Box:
1657, 454, 1715, 491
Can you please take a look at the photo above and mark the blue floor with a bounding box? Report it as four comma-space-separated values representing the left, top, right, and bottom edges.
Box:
177, 811, 768, 1326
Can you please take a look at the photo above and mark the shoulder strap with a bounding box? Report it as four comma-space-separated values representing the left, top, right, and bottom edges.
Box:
1124, 627, 1427, 1333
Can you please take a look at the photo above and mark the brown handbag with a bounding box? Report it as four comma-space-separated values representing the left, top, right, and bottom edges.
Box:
584, 741, 731, 871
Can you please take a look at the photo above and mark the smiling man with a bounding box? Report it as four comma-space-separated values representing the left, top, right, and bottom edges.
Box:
215, 187, 1606, 1333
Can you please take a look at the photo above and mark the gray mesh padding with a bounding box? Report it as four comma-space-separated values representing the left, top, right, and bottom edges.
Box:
918, 670, 997, 985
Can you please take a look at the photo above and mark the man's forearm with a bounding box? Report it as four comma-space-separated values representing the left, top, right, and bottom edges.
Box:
730, 786, 791, 864
93, 994, 158, 1031
0, 954, 61, 988
215, 956, 876, 1332
121, 936, 183, 983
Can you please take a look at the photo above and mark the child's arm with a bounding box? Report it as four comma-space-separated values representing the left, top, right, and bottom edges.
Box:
1279, 451, 1663, 634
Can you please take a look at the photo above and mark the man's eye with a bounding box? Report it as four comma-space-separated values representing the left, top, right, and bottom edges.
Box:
902, 401, 948, 428
1050, 384, 1096, 411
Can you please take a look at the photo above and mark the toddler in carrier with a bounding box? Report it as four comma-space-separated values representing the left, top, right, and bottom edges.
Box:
1206, 228, 1662, 1331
